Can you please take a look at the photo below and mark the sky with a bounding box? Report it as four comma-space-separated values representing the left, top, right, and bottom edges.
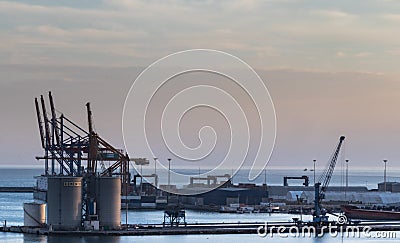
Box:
1, 0, 400, 174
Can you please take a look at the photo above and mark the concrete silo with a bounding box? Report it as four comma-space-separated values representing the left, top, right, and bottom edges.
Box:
96, 177, 121, 229
47, 177, 82, 230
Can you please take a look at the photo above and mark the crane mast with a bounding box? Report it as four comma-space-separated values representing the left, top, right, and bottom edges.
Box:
313, 136, 345, 223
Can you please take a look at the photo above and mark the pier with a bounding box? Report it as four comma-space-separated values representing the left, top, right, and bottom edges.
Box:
2, 221, 400, 236
0, 187, 34, 193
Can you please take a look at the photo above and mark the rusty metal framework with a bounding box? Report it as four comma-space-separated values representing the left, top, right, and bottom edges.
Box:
34, 92, 145, 222
34, 92, 130, 180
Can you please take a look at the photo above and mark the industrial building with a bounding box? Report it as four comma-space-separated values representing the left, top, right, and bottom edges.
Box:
268, 185, 368, 201
180, 184, 268, 207
378, 182, 400, 192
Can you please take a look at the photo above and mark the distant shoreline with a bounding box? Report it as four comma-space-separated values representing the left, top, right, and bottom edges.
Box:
0, 166, 399, 171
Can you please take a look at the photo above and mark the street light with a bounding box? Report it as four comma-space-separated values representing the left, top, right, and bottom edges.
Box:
140, 163, 143, 195
153, 157, 158, 175
153, 157, 158, 187
313, 159, 316, 185
345, 159, 349, 200
168, 158, 171, 186
345, 159, 349, 189
384, 159, 388, 192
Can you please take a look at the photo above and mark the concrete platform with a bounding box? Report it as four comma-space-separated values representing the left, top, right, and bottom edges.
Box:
2, 221, 400, 236
0, 187, 34, 193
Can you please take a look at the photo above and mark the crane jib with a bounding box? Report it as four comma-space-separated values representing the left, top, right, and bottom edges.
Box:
313, 136, 345, 223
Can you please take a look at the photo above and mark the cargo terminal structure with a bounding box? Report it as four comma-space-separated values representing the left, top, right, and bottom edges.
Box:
26, 92, 400, 231
30, 92, 148, 230
29, 92, 272, 230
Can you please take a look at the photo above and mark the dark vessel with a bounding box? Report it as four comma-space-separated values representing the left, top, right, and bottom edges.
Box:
341, 205, 400, 220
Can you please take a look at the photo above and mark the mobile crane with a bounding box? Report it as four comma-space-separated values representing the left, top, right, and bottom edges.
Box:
313, 136, 345, 224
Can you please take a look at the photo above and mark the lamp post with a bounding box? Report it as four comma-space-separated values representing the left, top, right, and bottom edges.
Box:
384, 159, 388, 192
313, 159, 316, 185
153, 157, 158, 187
153, 157, 158, 175
264, 167, 267, 186
168, 158, 171, 186
345, 159, 349, 200
140, 163, 143, 195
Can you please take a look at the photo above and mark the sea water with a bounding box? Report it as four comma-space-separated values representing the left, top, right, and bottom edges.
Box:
0, 168, 399, 242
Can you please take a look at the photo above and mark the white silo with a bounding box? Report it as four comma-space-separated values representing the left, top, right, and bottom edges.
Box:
23, 202, 46, 227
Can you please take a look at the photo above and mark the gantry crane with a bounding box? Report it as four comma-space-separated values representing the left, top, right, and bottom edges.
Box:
313, 136, 345, 224
34, 92, 148, 222
34, 92, 133, 180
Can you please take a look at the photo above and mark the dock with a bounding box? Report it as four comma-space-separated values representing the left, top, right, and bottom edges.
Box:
2, 221, 400, 236
0, 187, 34, 193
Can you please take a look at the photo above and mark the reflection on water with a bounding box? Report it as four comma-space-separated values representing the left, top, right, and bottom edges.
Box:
18, 234, 400, 243
47, 236, 121, 243
23, 234, 47, 243
0, 225, 399, 242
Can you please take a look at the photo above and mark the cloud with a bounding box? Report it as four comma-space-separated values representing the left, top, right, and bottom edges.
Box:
385, 49, 400, 55
355, 52, 372, 57
2, 0, 400, 169
0, 0, 399, 72
313, 9, 359, 20
382, 13, 400, 21
335, 51, 373, 59
336, 51, 347, 58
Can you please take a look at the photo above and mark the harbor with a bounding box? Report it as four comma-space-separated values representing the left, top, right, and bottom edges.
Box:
2, 0, 400, 242
0, 93, 398, 240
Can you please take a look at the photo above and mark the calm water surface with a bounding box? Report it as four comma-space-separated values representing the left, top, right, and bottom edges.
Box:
0, 168, 398, 242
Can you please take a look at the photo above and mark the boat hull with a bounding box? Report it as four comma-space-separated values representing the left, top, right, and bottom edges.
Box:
341, 205, 400, 220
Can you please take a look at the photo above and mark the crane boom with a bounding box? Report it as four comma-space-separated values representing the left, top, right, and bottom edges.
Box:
86, 102, 98, 173
40, 95, 51, 148
34, 98, 45, 149
49, 91, 60, 145
319, 135, 345, 200
313, 136, 345, 224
